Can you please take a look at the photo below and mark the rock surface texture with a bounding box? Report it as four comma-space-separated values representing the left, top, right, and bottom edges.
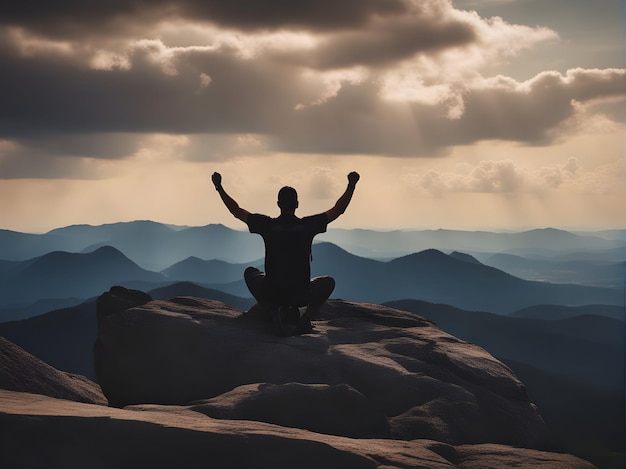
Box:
94, 292, 549, 449
0, 336, 105, 405
0, 288, 597, 468
0, 389, 596, 469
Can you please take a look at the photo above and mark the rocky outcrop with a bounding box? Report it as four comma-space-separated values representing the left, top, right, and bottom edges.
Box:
0, 286, 597, 468
0, 336, 105, 405
0, 389, 596, 469
94, 290, 551, 450
96, 285, 152, 326
178, 382, 391, 439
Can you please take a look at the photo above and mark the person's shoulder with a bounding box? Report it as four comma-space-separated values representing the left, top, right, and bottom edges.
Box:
246, 213, 271, 228
303, 212, 327, 220
303, 213, 328, 224
248, 213, 270, 221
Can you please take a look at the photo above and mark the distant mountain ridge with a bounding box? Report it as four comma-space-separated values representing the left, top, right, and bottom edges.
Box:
1, 240, 622, 322
509, 304, 625, 321
479, 252, 624, 288
1, 221, 624, 270
162, 257, 261, 285
0, 246, 165, 309
0, 221, 264, 270
310, 243, 621, 313
192, 243, 621, 314
318, 226, 626, 258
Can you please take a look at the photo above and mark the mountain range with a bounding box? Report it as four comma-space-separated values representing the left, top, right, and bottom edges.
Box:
0, 221, 264, 271
203, 242, 621, 314
1, 242, 621, 322
0, 246, 166, 311
477, 252, 624, 288
318, 226, 626, 259
2, 221, 623, 270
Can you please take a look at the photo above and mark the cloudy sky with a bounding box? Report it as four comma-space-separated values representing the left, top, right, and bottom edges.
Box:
1, 0, 624, 233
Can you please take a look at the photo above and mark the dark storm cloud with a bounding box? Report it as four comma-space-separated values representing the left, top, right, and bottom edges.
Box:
0, 133, 142, 178
0, 154, 93, 179
0, 0, 409, 38
287, 15, 476, 69
0, 39, 323, 139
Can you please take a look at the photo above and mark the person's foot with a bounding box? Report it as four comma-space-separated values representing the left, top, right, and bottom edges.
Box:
270, 306, 288, 337
272, 306, 302, 337
295, 311, 315, 335
285, 306, 300, 325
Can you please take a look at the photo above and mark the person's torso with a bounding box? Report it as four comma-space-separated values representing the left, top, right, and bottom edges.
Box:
250, 213, 327, 287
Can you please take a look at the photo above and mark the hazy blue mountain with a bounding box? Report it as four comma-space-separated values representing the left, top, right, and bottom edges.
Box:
3, 238, 620, 320
159, 242, 623, 314
448, 251, 482, 264
318, 227, 626, 258
480, 252, 624, 288
572, 229, 625, 242
0, 246, 165, 313
0, 229, 78, 261
162, 257, 261, 284
50, 219, 174, 243
3, 222, 624, 272
0, 259, 22, 277
149, 281, 255, 311
0, 221, 264, 270
78, 223, 263, 271
307, 243, 622, 314
0, 297, 85, 323
0, 299, 99, 379
503, 245, 626, 262
509, 304, 625, 321
504, 359, 623, 469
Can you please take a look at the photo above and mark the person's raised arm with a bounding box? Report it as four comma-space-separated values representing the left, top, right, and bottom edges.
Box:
325, 171, 360, 223
212, 172, 250, 223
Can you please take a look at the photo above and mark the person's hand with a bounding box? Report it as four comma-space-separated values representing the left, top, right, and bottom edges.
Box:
347, 171, 360, 186
212, 172, 222, 189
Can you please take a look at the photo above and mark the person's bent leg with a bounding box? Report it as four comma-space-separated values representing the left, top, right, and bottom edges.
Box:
296, 276, 335, 334
308, 276, 335, 316
244, 266, 266, 304
245, 267, 289, 336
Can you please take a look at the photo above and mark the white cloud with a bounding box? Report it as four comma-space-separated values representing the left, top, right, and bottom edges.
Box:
538, 157, 579, 188
407, 159, 526, 195
404, 156, 624, 197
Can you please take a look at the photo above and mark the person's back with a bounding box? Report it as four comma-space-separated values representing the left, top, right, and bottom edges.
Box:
212, 171, 360, 335
248, 212, 326, 296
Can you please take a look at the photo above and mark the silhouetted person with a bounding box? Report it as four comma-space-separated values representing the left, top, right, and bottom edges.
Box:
212, 171, 360, 335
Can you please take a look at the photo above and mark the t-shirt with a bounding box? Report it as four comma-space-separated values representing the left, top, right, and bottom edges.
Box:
247, 213, 328, 289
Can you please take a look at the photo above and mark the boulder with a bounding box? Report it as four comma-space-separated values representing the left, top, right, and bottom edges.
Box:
94, 295, 552, 450
95, 285, 152, 326
0, 336, 105, 405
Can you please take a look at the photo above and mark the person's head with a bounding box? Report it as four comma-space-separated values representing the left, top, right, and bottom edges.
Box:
277, 186, 298, 212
